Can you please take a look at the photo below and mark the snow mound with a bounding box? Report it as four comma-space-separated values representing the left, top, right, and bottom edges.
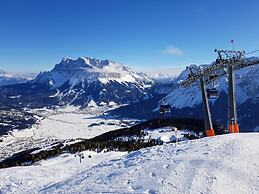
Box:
160, 133, 177, 143
1, 133, 259, 193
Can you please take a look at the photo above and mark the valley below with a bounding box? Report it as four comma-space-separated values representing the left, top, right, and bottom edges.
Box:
0, 105, 138, 162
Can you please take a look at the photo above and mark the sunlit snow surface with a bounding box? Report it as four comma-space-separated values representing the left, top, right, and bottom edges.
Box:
1, 133, 259, 193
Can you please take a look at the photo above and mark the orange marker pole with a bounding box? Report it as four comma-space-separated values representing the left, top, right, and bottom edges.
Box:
206, 128, 215, 137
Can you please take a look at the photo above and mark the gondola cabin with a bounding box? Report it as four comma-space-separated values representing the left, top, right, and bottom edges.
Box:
206, 88, 219, 99
159, 104, 171, 114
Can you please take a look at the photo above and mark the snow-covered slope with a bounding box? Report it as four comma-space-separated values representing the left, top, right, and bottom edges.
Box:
0, 70, 35, 86
0, 151, 127, 194
1, 133, 259, 193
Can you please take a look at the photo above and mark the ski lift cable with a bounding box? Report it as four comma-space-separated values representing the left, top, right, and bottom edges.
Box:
245, 50, 259, 55
241, 51, 259, 64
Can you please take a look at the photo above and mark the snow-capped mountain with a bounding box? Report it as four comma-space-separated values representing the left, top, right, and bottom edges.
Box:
0, 70, 35, 86
35, 57, 152, 89
0, 57, 154, 108
161, 62, 259, 132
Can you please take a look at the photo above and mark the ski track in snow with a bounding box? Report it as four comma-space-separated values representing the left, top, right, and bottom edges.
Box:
1, 133, 259, 193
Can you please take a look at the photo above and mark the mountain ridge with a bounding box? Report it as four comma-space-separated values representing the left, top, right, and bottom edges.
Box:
0, 56, 155, 108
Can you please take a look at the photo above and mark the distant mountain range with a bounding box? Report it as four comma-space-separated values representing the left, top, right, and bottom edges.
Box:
0, 57, 158, 108
0, 70, 36, 86
0, 56, 258, 132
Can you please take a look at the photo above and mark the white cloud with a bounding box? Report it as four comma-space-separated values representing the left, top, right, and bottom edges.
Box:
88, 63, 124, 74
162, 45, 183, 56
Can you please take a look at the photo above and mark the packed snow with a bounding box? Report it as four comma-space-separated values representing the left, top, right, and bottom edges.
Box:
0, 151, 127, 194
1, 133, 259, 193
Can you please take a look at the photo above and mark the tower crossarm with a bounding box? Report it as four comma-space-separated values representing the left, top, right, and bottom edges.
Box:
180, 61, 227, 87
180, 57, 259, 88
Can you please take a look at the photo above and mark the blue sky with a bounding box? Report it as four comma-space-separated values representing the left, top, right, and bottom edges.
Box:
0, 0, 259, 73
